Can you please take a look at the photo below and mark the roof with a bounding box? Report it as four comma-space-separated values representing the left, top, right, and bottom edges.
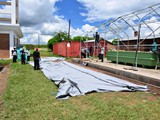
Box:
84, 39, 112, 44
119, 35, 160, 42
0, 24, 23, 38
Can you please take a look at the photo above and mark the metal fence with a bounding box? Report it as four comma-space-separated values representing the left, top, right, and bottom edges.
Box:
85, 3, 160, 69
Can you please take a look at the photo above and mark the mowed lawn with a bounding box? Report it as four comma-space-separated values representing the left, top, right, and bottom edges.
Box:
0, 50, 160, 120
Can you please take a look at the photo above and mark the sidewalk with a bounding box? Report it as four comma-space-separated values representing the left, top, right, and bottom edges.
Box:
72, 58, 160, 87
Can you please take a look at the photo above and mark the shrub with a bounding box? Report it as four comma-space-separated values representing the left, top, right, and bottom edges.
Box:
24, 44, 35, 50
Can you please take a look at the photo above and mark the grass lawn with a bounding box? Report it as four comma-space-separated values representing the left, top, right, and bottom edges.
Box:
0, 50, 160, 120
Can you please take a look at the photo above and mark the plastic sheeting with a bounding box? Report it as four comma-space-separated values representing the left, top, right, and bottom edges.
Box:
30, 57, 148, 99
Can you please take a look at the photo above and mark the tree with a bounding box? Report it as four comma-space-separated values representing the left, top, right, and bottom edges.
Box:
72, 36, 85, 42
72, 36, 94, 42
112, 38, 119, 45
47, 32, 68, 50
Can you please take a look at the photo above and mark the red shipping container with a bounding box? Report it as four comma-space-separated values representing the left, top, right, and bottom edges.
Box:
53, 41, 81, 57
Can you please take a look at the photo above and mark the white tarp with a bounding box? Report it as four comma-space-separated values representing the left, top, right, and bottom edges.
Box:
30, 57, 148, 99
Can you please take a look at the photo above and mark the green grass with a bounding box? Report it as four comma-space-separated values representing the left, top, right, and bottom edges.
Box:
0, 50, 160, 119
0, 59, 12, 65
30, 49, 61, 58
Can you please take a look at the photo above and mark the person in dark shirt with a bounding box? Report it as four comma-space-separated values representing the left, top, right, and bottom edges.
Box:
21, 48, 25, 65
81, 49, 86, 58
33, 48, 41, 70
89, 46, 93, 56
94, 32, 100, 47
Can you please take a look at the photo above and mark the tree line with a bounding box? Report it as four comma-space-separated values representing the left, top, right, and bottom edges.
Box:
47, 32, 94, 50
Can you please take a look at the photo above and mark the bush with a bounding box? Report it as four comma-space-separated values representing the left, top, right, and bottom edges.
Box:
34, 45, 48, 48
24, 44, 35, 50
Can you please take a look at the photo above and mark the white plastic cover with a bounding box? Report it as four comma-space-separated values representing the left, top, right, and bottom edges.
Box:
30, 57, 148, 99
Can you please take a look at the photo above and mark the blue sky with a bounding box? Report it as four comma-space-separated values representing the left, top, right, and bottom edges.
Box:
55, 0, 104, 28
1, 0, 160, 44
55, 0, 87, 28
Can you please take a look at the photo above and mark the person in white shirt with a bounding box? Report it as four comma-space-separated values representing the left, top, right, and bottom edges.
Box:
26, 49, 31, 63
12, 47, 17, 63
100, 47, 104, 62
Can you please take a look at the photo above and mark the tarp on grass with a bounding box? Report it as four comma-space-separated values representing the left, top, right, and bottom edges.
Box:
30, 57, 148, 99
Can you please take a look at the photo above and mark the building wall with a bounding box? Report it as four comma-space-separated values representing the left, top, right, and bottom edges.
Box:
52, 40, 116, 57
106, 42, 116, 50
82, 40, 116, 56
0, 0, 22, 58
119, 38, 160, 51
53, 41, 80, 57
0, 31, 17, 58
0, 34, 9, 58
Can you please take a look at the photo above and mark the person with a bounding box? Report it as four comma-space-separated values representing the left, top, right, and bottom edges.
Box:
33, 48, 41, 70
21, 48, 25, 65
85, 48, 90, 58
26, 49, 30, 63
89, 46, 93, 56
12, 47, 17, 63
151, 41, 159, 54
81, 49, 86, 59
94, 32, 100, 47
20, 45, 24, 52
100, 46, 105, 62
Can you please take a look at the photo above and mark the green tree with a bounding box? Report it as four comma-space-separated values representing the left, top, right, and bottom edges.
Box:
72, 36, 85, 42
112, 38, 119, 45
47, 32, 69, 50
72, 36, 94, 42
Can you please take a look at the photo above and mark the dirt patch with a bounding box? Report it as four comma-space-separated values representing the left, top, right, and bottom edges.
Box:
0, 65, 10, 111
0, 64, 3, 71
0, 67, 3, 71
0, 65, 10, 96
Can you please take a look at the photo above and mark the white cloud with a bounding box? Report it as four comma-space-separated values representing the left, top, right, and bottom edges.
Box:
40, 15, 69, 35
19, 0, 93, 44
70, 24, 98, 38
21, 34, 38, 45
40, 35, 53, 44
20, 33, 53, 45
19, 0, 59, 26
19, 0, 96, 44
77, 0, 160, 22
19, 0, 160, 44
19, 0, 67, 44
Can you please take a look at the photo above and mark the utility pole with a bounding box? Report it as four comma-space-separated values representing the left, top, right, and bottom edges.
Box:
38, 33, 40, 47
68, 19, 71, 41
66, 19, 71, 57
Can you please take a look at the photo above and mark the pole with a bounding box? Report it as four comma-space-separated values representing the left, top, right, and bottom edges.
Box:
80, 37, 82, 59
133, 23, 141, 70
68, 19, 71, 41
38, 33, 40, 47
66, 19, 71, 57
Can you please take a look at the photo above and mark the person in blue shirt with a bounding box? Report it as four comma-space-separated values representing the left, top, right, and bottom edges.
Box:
151, 41, 160, 55
152, 41, 158, 52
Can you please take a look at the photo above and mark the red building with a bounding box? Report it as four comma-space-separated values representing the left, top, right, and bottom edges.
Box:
119, 37, 160, 51
81, 39, 116, 56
